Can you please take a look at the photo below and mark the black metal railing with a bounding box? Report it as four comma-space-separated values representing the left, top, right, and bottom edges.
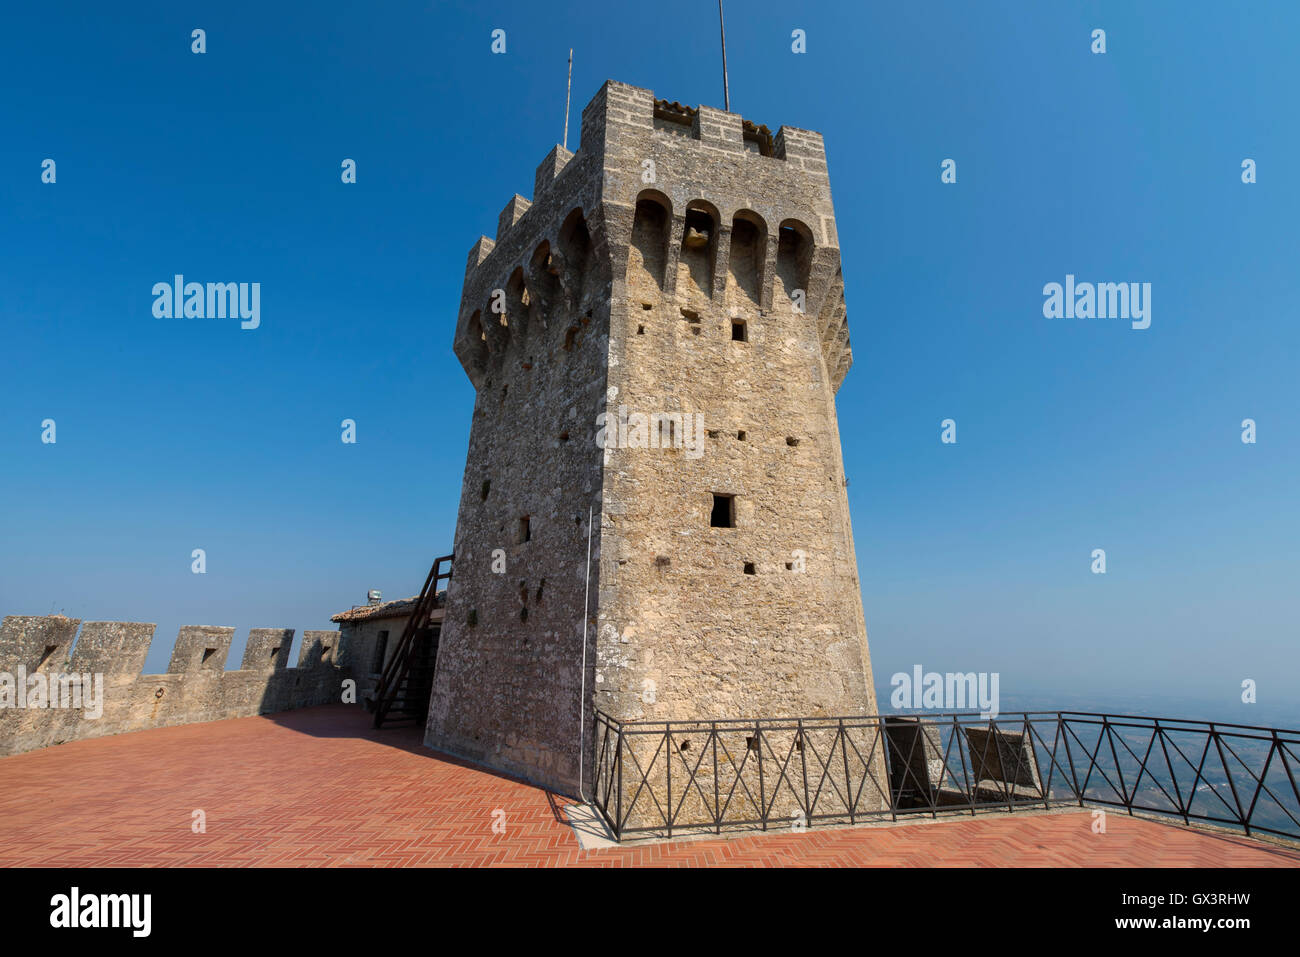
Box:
590, 710, 1300, 844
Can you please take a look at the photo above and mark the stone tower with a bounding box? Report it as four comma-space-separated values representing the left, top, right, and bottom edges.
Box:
425, 80, 874, 796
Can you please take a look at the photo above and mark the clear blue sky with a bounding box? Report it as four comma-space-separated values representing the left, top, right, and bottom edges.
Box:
2, 1, 1296, 716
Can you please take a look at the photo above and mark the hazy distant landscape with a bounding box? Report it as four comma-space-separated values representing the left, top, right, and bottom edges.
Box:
876, 686, 1299, 731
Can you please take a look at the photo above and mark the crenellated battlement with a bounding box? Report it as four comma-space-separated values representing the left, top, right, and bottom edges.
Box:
451, 80, 852, 396
0, 614, 347, 756
464, 81, 836, 268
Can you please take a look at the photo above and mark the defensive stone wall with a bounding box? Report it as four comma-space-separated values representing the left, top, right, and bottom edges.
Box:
0, 614, 346, 756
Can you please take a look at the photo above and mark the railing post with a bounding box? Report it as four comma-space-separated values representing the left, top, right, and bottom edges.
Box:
879, 716, 896, 821
712, 721, 720, 835
925, 717, 938, 818
615, 726, 623, 840
1031, 715, 1050, 811
1001, 717, 1014, 813
798, 718, 811, 829
1059, 713, 1084, 807
756, 722, 766, 831
665, 723, 672, 839
1243, 733, 1278, 836
953, 713, 974, 817
840, 719, 854, 825
1100, 716, 1132, 815
1154, 718, 1189, 824
1211, 723, 1248, 835
1277, 729, 1300, 807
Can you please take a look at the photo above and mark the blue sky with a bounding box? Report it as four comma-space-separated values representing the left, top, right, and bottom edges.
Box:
2, 1, 1296, 718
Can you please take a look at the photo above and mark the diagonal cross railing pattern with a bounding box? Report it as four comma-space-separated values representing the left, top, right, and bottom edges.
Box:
590, 710, 1300, 844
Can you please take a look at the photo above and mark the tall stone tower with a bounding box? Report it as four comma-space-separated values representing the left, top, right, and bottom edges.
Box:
425, 81, 874, 796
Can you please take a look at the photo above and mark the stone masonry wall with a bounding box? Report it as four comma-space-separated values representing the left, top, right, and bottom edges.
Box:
427, 80, 876, 803
425, 99, 613, 794
330, 603, 417, 708
0, 614, 347, 757
592, 83, 875, 725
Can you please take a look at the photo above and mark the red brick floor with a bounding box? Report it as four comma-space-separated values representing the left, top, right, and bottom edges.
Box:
1, 705, 1297, 867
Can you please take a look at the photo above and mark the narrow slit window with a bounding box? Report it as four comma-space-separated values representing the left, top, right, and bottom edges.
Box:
710, 493, 735, 528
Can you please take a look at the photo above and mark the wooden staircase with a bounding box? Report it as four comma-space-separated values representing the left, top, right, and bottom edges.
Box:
372, 553, 453, 728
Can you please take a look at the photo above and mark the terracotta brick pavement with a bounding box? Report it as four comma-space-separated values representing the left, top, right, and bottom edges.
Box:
1, 705, 1297, 867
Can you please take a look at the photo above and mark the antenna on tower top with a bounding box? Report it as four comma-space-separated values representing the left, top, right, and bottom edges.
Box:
718, 0, 730, 111
563, 48, 573, 150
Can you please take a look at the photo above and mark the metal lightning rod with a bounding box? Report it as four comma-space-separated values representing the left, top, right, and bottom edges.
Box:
718, 0, 730, 111
563, 48, 573, 150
